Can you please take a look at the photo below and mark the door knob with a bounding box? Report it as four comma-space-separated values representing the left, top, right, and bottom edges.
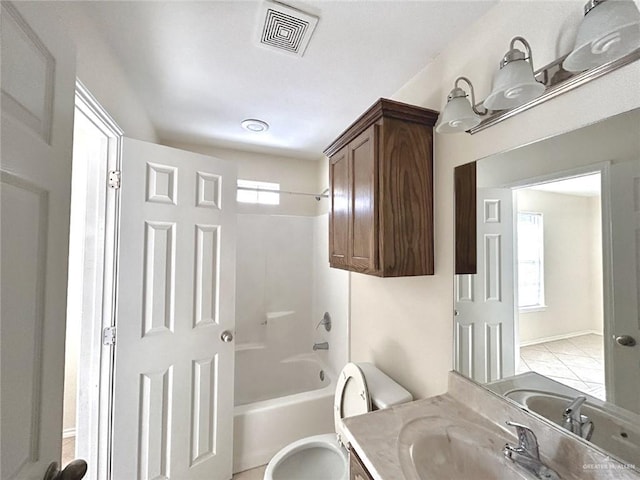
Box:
221, 330, 234, 343
615, 335, 636, 347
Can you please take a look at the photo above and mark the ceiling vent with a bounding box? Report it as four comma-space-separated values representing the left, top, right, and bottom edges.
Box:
257, 1, 319, 57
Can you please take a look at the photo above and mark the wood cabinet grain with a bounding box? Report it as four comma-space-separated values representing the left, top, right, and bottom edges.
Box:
325, 98, 438, 277
349, 447, 374, 480
454, 161, 477, 274
329, 146, 349, 269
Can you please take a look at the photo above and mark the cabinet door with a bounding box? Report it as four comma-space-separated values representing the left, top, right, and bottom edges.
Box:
348, 125, 378, 273
349, 448, 374, 480
329, 146, 350, 269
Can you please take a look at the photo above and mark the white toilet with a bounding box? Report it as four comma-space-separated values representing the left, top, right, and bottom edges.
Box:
263, 362, 413, 480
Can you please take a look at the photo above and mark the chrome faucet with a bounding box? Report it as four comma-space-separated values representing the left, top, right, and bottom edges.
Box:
562, 396, 594, 440
313, 341, 329, 351
503, 421, 560, 480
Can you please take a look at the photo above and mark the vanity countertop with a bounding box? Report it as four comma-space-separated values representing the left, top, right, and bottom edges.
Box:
342, 393, 523, 480
342, 372, 640, 480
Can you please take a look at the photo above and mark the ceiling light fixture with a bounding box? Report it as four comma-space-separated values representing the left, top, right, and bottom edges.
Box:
241, 119, 269, 132
563, 0, 640, 72
483, 36, 545, 111
435, 77, 487, 134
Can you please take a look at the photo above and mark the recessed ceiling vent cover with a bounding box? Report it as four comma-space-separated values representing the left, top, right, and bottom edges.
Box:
257, 1, 319, 57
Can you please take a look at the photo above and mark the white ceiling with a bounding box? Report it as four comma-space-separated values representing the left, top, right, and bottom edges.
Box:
58, 0, 497, 159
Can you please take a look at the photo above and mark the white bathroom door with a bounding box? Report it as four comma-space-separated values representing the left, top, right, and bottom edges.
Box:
112, 138, 237, 479
609, 158, 640, 414
1, 3, 76, 479
455, 188, 516, 383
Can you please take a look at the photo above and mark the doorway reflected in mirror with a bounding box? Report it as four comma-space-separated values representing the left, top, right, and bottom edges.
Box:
453, 108, 640, 467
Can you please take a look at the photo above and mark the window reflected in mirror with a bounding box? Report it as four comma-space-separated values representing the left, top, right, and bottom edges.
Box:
453, 108, 640, 468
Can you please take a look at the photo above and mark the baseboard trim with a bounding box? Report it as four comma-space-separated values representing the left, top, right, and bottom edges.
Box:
520, 330, 601, 347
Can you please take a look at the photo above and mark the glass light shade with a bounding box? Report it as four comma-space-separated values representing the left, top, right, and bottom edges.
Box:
435, 96, 481, 134
483, 59, 545, 111
563, 0, 640, 73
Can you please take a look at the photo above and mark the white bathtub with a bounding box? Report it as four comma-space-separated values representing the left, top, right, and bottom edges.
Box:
233, 352, 335, 473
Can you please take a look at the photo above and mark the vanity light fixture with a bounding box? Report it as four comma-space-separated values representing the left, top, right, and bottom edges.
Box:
241, 118, 269, 132
435, 77, 487, 134
563, 0, 640, 72
483, 37, 545, 111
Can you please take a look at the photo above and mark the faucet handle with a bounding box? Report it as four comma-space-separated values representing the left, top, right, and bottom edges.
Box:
315, 312, 332, 331
563, 395, 586, 420
581, 418, 595, 441
506, 421, 540, 460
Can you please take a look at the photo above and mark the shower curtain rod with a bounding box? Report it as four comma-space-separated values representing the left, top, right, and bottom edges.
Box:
237, 185, 329, 201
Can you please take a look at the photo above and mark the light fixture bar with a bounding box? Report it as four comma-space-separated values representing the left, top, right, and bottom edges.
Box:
469, 47, 640, 134
455, 76, 487, 116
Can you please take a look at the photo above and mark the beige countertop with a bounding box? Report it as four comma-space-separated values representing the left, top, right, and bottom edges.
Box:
341, 372, 640, 480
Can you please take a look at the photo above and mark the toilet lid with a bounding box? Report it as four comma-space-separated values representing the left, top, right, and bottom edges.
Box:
334, 363, 371, 446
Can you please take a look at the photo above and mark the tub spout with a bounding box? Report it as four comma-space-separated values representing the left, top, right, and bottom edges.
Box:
313, 342, 329, 351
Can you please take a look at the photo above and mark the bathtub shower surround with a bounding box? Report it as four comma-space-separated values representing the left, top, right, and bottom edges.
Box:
235, 214, 313, 353
233, 360, 335, 472
234, 350, 330, 406
233, 213, 348, 472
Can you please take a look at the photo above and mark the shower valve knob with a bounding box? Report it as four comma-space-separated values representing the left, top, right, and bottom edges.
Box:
221, 330, 234, 343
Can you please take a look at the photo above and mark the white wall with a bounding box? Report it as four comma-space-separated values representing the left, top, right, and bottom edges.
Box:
312, 161, 349, 374
312, 215, 349, 376
476, 109, 640, 189
517, 189, 603, 343
42, 3, 157, 141
350, 0, 640, 400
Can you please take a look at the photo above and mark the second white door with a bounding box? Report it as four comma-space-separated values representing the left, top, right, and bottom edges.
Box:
609, 158, 640, 414
112, 139, 237, 479
455, 188, 516, 383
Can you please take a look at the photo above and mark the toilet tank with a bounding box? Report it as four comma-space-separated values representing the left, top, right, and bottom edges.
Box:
357, 362, 413, 409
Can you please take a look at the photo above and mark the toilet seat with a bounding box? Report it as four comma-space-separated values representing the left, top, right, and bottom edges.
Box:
334, 363, 371, 446
265, 433, 347, 480
264, 363, 411, 480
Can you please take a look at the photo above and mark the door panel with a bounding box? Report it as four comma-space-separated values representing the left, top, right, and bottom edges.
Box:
455, 188, 515, 383
112, 139, 236, 479
609, 158, 640, 414
329, 147, 349, 268
349, 126, 377, 273
1, 2, 75, 478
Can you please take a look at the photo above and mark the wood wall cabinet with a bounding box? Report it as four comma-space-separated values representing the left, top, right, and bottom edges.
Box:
454, 161, 477, 274
325, 98, 438, 277
349, 447, 374, 480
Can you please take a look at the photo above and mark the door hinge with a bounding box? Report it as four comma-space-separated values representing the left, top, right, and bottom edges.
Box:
102, 326, 116, 346
108, 170, 121, 189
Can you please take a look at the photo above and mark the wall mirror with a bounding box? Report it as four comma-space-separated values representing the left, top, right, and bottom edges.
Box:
453, 107, 640, 467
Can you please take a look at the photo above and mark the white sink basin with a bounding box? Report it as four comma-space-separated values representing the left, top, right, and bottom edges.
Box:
398, 416, 535, 480
506, 389, 640, 467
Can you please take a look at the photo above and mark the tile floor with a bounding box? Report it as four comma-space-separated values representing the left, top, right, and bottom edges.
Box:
232, 465, 266, 480
518, 333, 606, 400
